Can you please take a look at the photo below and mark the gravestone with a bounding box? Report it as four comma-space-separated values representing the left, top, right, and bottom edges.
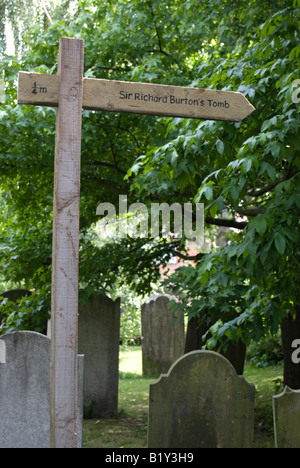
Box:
78, 294, 121, 418
273, 386, 300, 448
148, 350, 255, 448
0, 331, 84, 448
1, 289, 31, 301
141, 295, 185, 376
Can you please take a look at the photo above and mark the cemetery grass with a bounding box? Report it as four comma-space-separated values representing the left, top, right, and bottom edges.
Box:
82, 346, 283, 449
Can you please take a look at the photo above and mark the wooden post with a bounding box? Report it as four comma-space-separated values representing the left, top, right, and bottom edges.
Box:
50, 37, 84, 448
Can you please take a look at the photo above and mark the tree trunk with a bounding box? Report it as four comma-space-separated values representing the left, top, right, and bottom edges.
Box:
184, 316, 246, 375
184, 317, 208, 353
281, 304, 300, 389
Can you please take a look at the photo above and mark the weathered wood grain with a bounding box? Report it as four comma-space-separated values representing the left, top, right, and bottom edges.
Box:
50, 37, 84, 449
18, 72, 255, 121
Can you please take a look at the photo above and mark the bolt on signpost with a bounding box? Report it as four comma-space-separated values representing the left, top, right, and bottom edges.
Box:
17, 37, 255, 448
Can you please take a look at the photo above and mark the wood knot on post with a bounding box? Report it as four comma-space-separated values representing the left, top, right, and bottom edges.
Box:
67, 87, 79, 101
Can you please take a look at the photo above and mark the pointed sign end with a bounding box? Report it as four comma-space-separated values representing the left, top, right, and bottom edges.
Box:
241, 95, 256, 120
246, 102, 256, 118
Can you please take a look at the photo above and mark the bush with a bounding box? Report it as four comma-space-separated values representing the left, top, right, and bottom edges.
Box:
0, 288, 50, 335
119, 295, 142, 346
246, 332, 283, 367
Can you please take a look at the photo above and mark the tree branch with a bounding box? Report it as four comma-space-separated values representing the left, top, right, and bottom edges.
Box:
145, 48, 170, 57
90, 160, 126, 175
172, 249, 205, 261
237, 208, 265, 217
148, 0, 170, 57
114, 120, 141, 153
40, 0, 53, 24
205, 216, 248, 230
248, 170, 299, 197
87, 177, 127, 191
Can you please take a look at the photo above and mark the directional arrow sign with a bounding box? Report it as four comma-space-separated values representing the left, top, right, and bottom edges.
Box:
18, 71, 255, 122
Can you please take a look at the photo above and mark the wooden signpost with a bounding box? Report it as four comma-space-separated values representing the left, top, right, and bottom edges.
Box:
19, 70, 254, 122
17, 37, 255, 448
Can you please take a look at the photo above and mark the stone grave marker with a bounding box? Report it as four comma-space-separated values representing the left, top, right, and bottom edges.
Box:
141, 295, 185, 376
148, 350, 255, 448
0, 331, 84, 448
1, 289, 31, 301
78, 294, 121, 418
273, 386, 300, 448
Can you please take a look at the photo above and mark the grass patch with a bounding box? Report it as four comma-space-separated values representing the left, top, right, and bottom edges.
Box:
82, 346, 283, 448
244, 364, 284, 448
83, 346, 153, 449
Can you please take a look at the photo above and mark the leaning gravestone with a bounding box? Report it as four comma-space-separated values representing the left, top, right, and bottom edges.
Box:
273, 386, 300, 448
141, 295, 185, 376
148, 350, 255, 448
78, 294, 121, 418
0, 331, 84, 448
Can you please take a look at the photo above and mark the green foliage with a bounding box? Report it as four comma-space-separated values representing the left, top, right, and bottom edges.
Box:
119, 298, 142, 346
0, 0, 299, 346
0, 287, 50, 334
246, 333, 284, 367
0, 0, 79, 55
154, 3, 300, 349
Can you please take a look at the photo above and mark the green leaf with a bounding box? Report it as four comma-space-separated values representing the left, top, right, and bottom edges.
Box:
281, 226, 298, 243
253, 214, 267, 236
204, 185, 214, 201
231, 186, 240, 201
209, 203, 218, 218
242, 158, 252, 173
171, 149, 179, 164
246, 136, 256, 151
274, 232, 286, 255
261, 119, 271, 132
270, 141, 281, 158
266, 163, 276, 182
227, 159, 241, 171
260, 236, 274, 264
258, 162, 276, 182
216, 139, 224, 155
196, 184, 214, 202
216, 196, 224, 213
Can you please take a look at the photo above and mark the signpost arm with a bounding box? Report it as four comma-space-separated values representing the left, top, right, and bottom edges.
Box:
50, 37, 84, 448
18, 72, 255, 122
